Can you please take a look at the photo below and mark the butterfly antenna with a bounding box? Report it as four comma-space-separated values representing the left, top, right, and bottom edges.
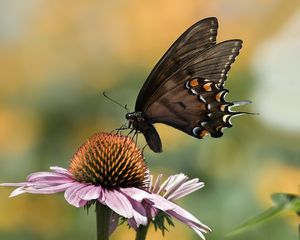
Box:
102, 91, 130, 112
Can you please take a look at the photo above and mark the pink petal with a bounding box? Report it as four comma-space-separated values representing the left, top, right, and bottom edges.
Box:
120, 188, 157, 225
167, 181, 204, 200
155, 174, 187, 195
128, 218, 138, 230
168, 209, 210, 239
152, 194, 191, 219
151, 174, 163, 193
9, 187, 27, 197
150, 194, 211, 239
64, 183, 88, 207
29, 179, 74, 185
130, 200, 148, 226
168, 208, 211, 232
0, 182, 28, 187
120, 187, 151, 202
148, 194, 174, 211
78, 199, 88, 207
27, 172, 71, 182
162, 174, 189, 199
77, 185, 103, 201
147, 175, 153, 192
104, 189, 133, 218
76, 185, 95, 198
177, 179, 204, 192
50, 166, 73, 177
25, 182, 76, 194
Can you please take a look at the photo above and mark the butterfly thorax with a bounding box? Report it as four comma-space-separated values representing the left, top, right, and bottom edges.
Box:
126, 111, 146, 131
126, 111, 162, 152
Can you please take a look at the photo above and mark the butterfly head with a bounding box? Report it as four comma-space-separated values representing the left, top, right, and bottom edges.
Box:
126, 111, 144, 129
126, 111, 142, 120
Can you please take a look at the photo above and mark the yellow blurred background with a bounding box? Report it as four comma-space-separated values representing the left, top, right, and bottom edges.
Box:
0, 0, 299, 239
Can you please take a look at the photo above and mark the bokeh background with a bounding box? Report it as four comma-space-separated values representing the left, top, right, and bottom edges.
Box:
0, 1, 299, 239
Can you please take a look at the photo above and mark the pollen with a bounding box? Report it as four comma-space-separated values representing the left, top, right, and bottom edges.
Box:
69, 132, 149, 189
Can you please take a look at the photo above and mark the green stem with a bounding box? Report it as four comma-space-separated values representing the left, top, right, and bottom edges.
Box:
135, 224, 150, 240
96, 202, 112, 240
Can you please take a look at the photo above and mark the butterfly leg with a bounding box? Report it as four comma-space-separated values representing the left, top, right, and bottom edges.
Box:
113, 124, 129, 134
142, 143, 148, 154
133, 131, 139, 143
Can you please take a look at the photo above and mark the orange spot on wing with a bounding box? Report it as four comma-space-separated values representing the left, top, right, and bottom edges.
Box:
220, 104, 227, 111
203, 82, 212, 91
189, 79, 199, 87
199, 130, 209, 138
215, 91, 223, 102
216, 125, 223, 131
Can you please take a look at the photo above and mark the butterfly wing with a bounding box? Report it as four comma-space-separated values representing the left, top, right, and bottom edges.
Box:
136, 18, 244, 139
143, 40, 243, 139
135, 17, 219, 111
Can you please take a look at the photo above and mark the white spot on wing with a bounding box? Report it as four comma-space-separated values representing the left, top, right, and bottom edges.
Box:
199, 95, 206, 103
222, 115, 231, 123
191, 89, 198, 95
192, 127, 201, 136
200, 121, 208, 127
223, 91, 228, 99
185, 81, 190, 89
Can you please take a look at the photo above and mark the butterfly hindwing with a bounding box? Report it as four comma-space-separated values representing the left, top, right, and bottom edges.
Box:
144, 78, 238, 140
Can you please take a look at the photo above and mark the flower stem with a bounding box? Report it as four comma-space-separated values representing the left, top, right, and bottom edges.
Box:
135, 224, 149, 240
96, 202, 111, 240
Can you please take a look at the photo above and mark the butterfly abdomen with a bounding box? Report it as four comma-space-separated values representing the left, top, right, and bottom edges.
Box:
142, 123, 162, 152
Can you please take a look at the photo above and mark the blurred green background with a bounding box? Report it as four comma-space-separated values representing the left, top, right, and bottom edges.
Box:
0, 1, 299, 239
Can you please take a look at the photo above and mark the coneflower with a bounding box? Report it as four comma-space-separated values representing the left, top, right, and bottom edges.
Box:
1, 132, 210, 240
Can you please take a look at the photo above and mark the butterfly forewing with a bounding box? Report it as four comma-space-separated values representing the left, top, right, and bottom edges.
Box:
135, 17, 218, 111
186, 40, 242, 87
142, 40, 242, 113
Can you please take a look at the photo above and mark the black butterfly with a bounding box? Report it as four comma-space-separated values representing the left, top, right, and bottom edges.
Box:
126, 17, 249, 153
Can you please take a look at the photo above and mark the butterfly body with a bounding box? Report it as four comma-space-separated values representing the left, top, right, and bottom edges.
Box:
127, 17, 249, 153
126, 112, 162, 152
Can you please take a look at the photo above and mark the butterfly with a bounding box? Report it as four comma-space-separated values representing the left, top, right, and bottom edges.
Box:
126, 17, 250, 153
